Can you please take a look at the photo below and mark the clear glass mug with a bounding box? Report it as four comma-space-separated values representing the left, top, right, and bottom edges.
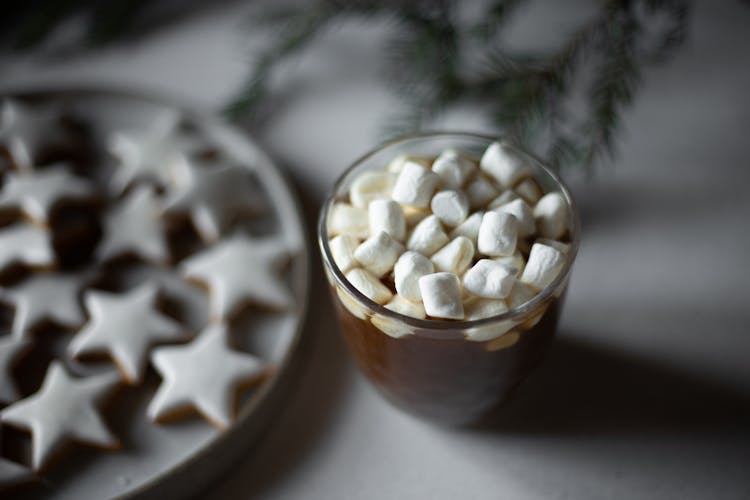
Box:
318, 133, 580, 425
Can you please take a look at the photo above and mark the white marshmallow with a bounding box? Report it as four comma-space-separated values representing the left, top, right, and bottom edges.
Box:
506, 280, 538, 310
463, 259, 517, 299
407, 215, 448, 256
464, 175, 498, 209
368, 199, 406, 241
419, 272, 464, 319
371, 295, 426, 338
329, 234, 359, 273
393, 251, 434, 301
431, 149, 475, 188
449, 211, 483, 246
515, 178, 542, 204
520, 243, 565, 290
354, 231, 404, 277
480, 142, 532, 188
385, 294, 426, 319
535, 238, 570, 255
350, 171, 397, 209
464, 297, 509, 321
403, 205, 429, 227
391, 161, 440, 208
430, 236, 474, 275
329, 202, 369, 239
487, 190, 519, 209
345, 268, 393, 305
477, 211, 518, 257
534, 192, 569, 239
387, 154, 430, 173
493, 198, 535, 238
336, 287, 368, 319
430, 190, 469, 227
493, 251, 526, 274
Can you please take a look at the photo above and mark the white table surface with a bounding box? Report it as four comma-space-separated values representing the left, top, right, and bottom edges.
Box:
2, 2, 749, 499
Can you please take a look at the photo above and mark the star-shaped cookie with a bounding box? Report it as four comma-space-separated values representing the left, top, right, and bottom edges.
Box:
164, 159, 263, 242
0, 336, 31, 404
0, 99, 61, 171
107, 110, 187, 193
0, 429, 33, 490
97, 186, 169, 264
0, 361, 120, 471
0, 163, 95, 224
181, 234, 292, 320
147, 323, 268, 429
0, 223, 54, 274
69, 283, 185, 384
2, 272, 86, 339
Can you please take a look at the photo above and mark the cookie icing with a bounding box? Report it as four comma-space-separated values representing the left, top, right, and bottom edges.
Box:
147, 323, 268, 429
0, 361, 120, 471
0, 223, 53, 273
0, 336, 31, 404
68, 283, 185, 384
0, 429, 33, 490
0, 99, 61, 171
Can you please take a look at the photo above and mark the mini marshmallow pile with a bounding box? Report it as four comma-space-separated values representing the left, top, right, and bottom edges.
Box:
327, 142, 570, 323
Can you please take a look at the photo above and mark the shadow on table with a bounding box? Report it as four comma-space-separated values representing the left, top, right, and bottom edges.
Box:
471, 333, 750, 436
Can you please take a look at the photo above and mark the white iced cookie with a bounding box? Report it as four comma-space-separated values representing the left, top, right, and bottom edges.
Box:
480, 141, 531, 188
328, 234, 359, 273
431, 149, 475, 188
0, 164, 95, 224
0, 223, 53, 273
2, 272, 86, 339
107, 110, 187, 193
407, 214, 448, 256
0, 361, 120, 471
493, 198, 535, 238
0, 337, 31, 404
69, 283, 185, 384
98, 186, 169, 264
520, 243, 565, 290
477, 211, 518, 257
148, 323, 269, 429
449, 211, 483, 246
534, 192, 569, 239
463, 259, 517, 299
328, 202, 369, 239
0, 432, 32, 489
349, 171, 397, 209
181, 234, 293, 320
164, 159, 263, 242
391, 161, 440, 208
353, 231, 403, 277
419, 272, 464, 320
430, 190, 469, 227
0, 99, 61, 170
430, 236, 475, 275
345, 268, 393, 305
393, 251, 434, 301
368, 199, 406, 241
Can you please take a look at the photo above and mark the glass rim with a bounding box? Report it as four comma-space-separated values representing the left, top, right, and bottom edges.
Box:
318, 131, 581, 331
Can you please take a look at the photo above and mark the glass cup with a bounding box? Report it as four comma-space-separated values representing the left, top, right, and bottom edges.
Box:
318, 132, 580, 425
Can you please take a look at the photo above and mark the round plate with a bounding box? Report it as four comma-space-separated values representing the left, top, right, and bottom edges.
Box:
0, 88, 310, 499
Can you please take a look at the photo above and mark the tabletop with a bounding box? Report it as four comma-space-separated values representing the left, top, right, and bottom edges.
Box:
1, 1, 749, 499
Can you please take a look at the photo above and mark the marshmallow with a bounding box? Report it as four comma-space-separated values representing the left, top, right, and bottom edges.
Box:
515, 178, 542, 204
329, 234, 359, 273
506, 280, 537, 310
520, 243, 565, 290
487, 190, 519, 209
403, 205, 429, 227
493, 251, 526, 274
368, 199, 406, 241
387, 154, 430, 173
354, 231, 404, 277
419, 272, 464, 319
484, 331, 520, 351
345, 268, 393, 305
407, 214, 448, 256
535, 238, 570, 255
430, 236, 474, 275
393, 251, 434, 301
391, 161, 440, 208
430, 190, 469, 227
463, 259, 517, 299
493, 198, 535, 238
477, 211, 518, 257
329, 202, 369, 239
464, 297, 510, 322
534, 192, 568, 239
350, 171, 397, 209
464, 175, 498, 209
449, 211, 483, 246
336, 287, 368, 319
431, 149, 475, 188
372, 295, 426, 338
480, 142, 531, 188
